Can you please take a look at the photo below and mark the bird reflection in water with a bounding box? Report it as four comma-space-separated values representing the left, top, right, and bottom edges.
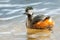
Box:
25, 6, 55, 40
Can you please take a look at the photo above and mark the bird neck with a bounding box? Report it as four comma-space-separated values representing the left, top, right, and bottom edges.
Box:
27, 14, 32, 22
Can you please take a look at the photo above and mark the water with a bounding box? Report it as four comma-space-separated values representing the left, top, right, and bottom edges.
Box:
0, 0, 60, 40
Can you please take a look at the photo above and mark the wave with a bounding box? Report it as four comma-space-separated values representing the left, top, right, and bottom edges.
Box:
0, 8, 60, 20
0, 2, 42, 7
45, 8, 60, 16
0, 13, 3, 16
33, 8, 48, 12
0, 0, 10, 2
6, 8, 48, 15
0, 15, 22, 20
6, 9, 24, 15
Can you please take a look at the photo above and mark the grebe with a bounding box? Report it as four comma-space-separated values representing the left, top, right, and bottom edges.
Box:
25, 6, 54, 39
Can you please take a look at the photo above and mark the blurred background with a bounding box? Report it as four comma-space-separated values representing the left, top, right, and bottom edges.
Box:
0, 0, 60, 40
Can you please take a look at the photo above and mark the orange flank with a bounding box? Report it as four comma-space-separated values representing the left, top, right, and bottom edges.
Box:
32, 18, 54, 29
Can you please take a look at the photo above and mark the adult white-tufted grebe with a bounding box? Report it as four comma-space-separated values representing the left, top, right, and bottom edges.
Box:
25, 6, 54, 39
